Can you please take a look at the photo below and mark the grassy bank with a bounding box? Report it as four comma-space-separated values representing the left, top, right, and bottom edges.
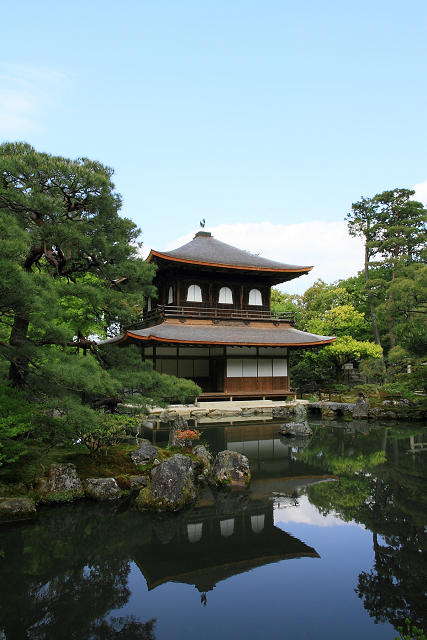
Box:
0, 441, 145, 499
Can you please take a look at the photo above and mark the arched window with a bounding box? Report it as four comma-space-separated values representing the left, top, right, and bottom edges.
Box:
147, 296, 152, 311
187, 284, 202, 302
251, 514, 265, 534
187, 523, 203, 543
167, 286, 173, 304
220, 519, 234, 538
219, 287, 233, 304
249, 289, 262, 305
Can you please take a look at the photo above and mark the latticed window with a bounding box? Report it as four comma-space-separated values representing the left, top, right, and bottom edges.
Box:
167, 286, 173, 304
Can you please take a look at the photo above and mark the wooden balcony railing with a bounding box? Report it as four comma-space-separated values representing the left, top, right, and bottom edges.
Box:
138, 305, 295, 324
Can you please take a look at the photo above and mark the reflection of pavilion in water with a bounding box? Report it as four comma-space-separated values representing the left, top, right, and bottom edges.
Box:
409, 435, 427, 455
146, 419, 327, 480
134, 419, 337, 597
132, 476, 325, 597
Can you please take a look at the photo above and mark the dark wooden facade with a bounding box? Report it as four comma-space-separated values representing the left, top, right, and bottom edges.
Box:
141, 344, 290, 396
103, 231, 335, 399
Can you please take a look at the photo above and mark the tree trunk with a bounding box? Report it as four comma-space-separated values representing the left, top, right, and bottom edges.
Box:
387, 262, 397, 350
8, 311, 30, 389
386, 247, 400, 351
387, 309, 396, 350
364, 244, 382, 346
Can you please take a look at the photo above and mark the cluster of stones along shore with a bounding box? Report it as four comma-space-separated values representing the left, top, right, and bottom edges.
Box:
148, 396, 427, 423
0, 420, 252, 522
2, 397, 425, 522
307, 396, 427, 421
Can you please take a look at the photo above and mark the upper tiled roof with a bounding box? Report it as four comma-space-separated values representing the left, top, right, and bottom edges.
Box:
148, 232, 312, 273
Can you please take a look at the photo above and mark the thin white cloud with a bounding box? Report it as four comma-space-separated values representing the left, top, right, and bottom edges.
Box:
273, 495, 362, 528
0, 62, 64, 138
160, 220, 365, 294
413, 178, 427, 205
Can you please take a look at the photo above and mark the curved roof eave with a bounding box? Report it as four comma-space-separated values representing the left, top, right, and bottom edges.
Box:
96, 334, 128, 346
147, 249, 313, 275
127, 334, 335, 347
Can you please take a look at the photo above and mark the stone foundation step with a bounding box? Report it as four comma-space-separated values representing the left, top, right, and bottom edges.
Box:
197, 400, 275, 409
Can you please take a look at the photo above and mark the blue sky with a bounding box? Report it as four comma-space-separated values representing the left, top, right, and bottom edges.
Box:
1, 0, 426, 292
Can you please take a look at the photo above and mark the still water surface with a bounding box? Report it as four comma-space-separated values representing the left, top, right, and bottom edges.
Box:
1, 418, 426, 639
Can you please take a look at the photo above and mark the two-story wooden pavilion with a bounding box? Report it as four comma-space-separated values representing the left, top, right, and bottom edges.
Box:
103, 231, 334, 400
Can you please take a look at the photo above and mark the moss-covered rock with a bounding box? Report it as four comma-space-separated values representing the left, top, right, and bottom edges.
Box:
83, 478, 122, 501
130, 475, 150, 491
136, 454, 197, 512
279, 422, 312, 437
210, 450, 251, 487
129, 443, 158, 466
0, 497, 36, 521
192, 445, 213, 479
38, 463, 84, 503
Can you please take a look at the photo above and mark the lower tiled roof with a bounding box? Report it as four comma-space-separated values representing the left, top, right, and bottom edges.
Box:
99, 323, 335, 347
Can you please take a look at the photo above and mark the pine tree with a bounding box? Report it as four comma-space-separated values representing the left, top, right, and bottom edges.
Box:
0, 143, 199, 454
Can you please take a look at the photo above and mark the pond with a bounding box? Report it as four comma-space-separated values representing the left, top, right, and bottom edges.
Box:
1, 418, 426, 640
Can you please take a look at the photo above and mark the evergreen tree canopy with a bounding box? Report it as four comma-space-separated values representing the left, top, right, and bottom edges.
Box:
0, 143, 200, 457
347, 189, 427, 352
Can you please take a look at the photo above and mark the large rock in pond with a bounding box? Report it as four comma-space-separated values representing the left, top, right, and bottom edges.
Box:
136, 454, 197, 511
83, 478, 122, 501
279, 422, 312, 437
130, 443, 158, 465
293, 403, 308, 421
0, 498, 36, 521
273, 406, 293, 418
210, 450, 251, 487
353, 396, 369, 418
39, 463, 84, 502
192, 444, 213, 479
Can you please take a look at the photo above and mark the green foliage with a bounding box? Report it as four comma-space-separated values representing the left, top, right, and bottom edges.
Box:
358, 357, 387, 385
306, 304, 370, 340
0, 143, 201, 456
352, 383, 379, 395
393, 619, 426, 640
317, 336, 383, 383
320, 336, 382, 364
65, 408, 136, 457
382, 263, 427, 357
347, 189, 427, 267
347, 189, 427, 353
297, 279, 353, 329
0, 380, 34, 466
270, 288, 301, 314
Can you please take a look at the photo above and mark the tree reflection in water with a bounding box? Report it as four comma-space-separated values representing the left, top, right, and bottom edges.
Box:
82, 616, 156, 639
1, 419, 426, 639
303, 422, 427, 631
0, 501, 156, 640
